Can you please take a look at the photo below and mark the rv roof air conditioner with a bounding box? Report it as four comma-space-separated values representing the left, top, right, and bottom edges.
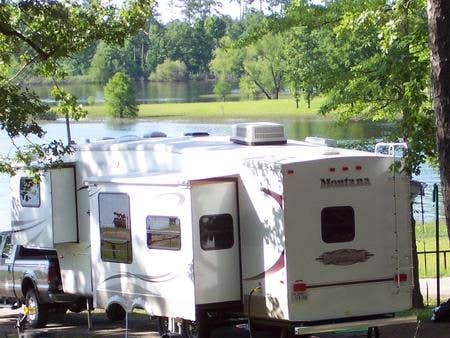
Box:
230, 122, 287, 146
304, 136, 337, 147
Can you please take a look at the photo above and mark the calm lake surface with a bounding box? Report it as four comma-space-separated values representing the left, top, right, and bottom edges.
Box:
31, 81, 221, 104
0, 118, 442, 231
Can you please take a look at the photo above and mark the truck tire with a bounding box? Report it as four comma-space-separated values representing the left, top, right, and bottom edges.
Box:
25, 289, 48, 328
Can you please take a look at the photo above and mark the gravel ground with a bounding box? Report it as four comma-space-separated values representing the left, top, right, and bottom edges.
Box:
0, 308, 450, 338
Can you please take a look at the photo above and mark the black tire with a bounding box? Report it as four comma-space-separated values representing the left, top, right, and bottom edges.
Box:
106, 303, 126, 322
182, 311, 210, 338
158, 316, 169, 336
25, 289, 48, 328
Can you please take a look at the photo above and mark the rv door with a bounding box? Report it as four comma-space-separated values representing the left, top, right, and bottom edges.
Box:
191, 180, 241, 306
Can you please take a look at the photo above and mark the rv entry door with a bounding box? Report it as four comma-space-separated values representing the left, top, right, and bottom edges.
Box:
191, 180, 241, 306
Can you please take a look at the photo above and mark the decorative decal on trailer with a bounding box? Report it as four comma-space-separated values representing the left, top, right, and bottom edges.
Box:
316, 249, 374, 266
102, 271, 177, 284
244, 251, 285, 281
320, 177, 371, 189
260, 188, 283, 208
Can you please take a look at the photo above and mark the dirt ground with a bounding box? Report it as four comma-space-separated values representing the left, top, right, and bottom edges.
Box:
0, 308, 449, 338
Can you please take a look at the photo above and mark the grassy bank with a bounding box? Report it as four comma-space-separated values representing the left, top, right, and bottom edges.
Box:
416, 221, 450, 278
85, 97, 326, 119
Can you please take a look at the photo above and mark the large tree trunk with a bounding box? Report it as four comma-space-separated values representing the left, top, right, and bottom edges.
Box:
427, 0, 450, 240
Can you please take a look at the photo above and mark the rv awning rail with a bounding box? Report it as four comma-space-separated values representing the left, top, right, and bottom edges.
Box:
294, 315, 417, 335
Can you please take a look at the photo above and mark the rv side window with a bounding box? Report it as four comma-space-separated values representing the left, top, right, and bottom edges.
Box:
199, 214, 234, 251
321, 206, 355, 243
98, 193, 132, 263
146, 216, 181, 250
20, 177, 40, 208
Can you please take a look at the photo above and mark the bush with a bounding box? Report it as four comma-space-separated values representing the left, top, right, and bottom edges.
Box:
104, 72, 138, 118
213, 79, 231, 101
148, 59, 187, 82
86, 96, 96, 106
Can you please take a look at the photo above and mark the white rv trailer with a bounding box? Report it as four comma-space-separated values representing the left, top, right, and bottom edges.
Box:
10, 122, 415, 336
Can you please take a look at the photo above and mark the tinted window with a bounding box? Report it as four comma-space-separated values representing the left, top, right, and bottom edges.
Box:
321, 206, 355, 243
146, 216, 181, 250
98, 193, 132, 263
199, 214, 234, 251
20, 177, 40, 208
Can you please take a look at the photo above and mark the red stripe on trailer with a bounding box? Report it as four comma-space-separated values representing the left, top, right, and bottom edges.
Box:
243, 251, 285, 281
261, 188, 283, 208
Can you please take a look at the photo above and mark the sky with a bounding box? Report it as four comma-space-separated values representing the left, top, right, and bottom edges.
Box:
157, 1, 255, 23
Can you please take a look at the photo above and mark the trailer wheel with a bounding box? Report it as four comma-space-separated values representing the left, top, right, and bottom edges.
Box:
25, 289, 48, 328
181, 311, 210, 338
367, 327, 380, 338
157, 316, 168, 336
106, 303, 126, 322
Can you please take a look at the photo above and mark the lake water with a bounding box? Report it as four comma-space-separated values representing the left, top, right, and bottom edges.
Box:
31, 81, 222, 104
0, 118, 443, 232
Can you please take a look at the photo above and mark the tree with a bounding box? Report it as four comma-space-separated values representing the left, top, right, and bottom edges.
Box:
241, 33, 285, 99
0, 0, 153, 173
213, 78, 232, 101
104, 72, 138, 118
427, 0, 450, 251
149, 59, 187, 81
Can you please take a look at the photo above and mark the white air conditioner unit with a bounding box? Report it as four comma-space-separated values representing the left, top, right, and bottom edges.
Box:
230, 122, 287, 145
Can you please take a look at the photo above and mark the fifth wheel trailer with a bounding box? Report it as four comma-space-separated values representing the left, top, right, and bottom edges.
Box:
9, 122, 416, 336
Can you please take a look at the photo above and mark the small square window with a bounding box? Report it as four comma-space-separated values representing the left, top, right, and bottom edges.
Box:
199, 214, 234, 251
20, 177, 40, 208
321, 206, 355, 243
146, 216, 181, 250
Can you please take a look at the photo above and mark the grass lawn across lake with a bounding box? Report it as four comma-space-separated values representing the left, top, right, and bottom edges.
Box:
85, 97, 326, 119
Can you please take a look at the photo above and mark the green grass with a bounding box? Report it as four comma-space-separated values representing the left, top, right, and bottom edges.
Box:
416, 221, 450, 278
85, 97, 326, 119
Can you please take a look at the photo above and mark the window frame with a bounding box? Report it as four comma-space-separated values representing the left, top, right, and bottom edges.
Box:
321, 206, 356, 244
98, 192, 133, 264
146, 215, 181, 251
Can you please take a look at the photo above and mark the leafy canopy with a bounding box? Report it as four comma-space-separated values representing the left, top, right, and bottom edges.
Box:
0, 0, 153, 173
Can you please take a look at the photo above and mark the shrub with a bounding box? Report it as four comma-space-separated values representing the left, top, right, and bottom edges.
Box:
148, 59, 187, 82
104, 72, 138, 118
86, 96, 96, 106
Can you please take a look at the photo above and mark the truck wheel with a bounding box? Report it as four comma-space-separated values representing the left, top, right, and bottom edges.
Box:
182, 311, 210, 338
25, 289, 48, 328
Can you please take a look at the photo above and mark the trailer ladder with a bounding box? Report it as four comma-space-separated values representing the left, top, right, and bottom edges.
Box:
374, 142, 408, 289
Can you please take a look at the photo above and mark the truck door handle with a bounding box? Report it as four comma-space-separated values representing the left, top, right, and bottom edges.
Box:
7, 265, 11, 273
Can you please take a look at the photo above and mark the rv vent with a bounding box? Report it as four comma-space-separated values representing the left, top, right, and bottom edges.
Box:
304, 136, 337, 147
231, 122, 287, 146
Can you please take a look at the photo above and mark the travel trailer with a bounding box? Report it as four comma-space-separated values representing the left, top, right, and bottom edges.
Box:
10, 122, 415, 336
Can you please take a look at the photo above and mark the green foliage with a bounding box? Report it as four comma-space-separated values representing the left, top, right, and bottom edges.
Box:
240, 33, 285, 99
213, 79, 231, 100
283, 0, 435, 175
0, 0, 153, 173
104, 72, 138, 118
87, 96, 96, 106
149, 59, 187, 82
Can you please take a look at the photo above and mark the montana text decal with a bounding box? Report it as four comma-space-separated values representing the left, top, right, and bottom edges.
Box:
320, 177, 371, 189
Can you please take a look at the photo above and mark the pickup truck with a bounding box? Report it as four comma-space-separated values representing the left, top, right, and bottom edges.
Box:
0, 231, 82, 328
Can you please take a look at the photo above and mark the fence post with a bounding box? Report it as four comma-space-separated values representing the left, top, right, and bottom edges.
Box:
433, 183, 440, 305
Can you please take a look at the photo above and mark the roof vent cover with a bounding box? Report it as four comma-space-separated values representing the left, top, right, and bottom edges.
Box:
231, 122, 287, 145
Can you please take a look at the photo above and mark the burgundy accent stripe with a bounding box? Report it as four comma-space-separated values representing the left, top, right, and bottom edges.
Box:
261, 188, 283, 208
244, 251, 285, 281
307, 277, 393, 289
